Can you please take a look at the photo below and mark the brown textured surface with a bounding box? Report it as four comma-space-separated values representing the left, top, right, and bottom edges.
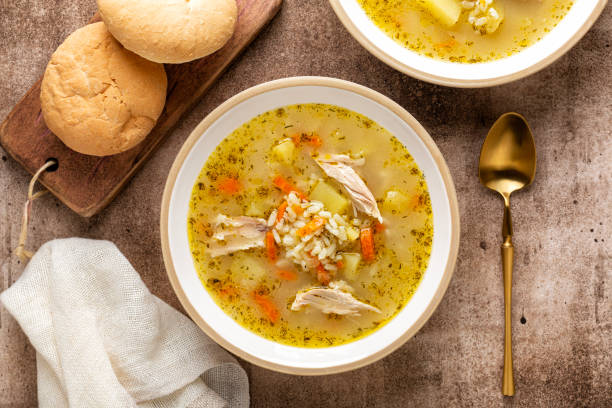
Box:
0, 0, 610, 406
0, 0, 281, 217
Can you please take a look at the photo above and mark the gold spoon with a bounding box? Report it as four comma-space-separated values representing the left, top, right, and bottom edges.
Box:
479, 112, 536, 396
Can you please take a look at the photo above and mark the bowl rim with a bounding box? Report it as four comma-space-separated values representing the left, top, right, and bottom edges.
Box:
160, 76, 460, 375
328, 0, 608, 88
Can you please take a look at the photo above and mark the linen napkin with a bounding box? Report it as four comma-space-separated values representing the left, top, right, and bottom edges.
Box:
0, 238, 249, 408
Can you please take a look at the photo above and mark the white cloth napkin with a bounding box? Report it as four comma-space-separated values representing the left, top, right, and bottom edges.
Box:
0, 238, 249, 408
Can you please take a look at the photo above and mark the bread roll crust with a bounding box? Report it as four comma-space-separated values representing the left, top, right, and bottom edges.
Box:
98, 0, 238, 64
41, 22, 167, 156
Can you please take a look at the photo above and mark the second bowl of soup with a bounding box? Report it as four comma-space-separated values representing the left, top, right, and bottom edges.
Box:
161, 77, 459, 374
329, 0, 606, 86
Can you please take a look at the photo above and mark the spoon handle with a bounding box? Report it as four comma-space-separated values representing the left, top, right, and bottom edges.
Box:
502, 237, 515, 396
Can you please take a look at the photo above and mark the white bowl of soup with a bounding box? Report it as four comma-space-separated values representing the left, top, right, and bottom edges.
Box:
161, 77, 460, 374
329, 0, 606, 87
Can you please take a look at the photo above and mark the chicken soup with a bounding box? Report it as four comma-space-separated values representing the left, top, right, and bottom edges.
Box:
358, 0, 574, 63
188, 103, 433, 347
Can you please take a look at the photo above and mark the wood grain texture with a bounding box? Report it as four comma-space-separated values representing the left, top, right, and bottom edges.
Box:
0, 0, 282, 217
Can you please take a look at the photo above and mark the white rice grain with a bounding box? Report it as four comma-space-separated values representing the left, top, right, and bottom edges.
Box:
475, 17, 488, 26
267, 210, 277, 226
324, 263, 337, 271
329, 217, 338, 229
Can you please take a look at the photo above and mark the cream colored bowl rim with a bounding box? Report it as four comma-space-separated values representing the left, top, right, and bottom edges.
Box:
160, 77, 460, 374
329, 0, 607, 87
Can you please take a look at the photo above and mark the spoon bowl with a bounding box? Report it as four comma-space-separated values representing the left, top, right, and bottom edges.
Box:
478, 112, 536, 396
479, 113, 536, 197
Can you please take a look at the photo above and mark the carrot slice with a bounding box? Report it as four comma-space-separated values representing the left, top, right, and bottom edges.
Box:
217, 176, 241, 195
272, 175, 306, 200
374, 221, 385, 234
252, 292, 280, 323
336, 260, 344, 269
434, 39, 456, 49
292, 133, 323, 148
291, 204, 304, 215
276, 269, 298, 281
411, 194, 426, 211
306, 134, 322, 147
265, 231, 277, 261
275, 201, 288, 224
360, 227, 375, 261
297, 216, 326, 237
219, 285, 238, 298
316, 263, 331, 285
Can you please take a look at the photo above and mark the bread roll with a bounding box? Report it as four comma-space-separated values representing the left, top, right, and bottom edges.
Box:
41, 22, 167, 156
98, 0, 237, 64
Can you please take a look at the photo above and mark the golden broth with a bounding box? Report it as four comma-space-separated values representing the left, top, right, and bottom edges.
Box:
188, 104, 433, 347
358, 0, 573, 63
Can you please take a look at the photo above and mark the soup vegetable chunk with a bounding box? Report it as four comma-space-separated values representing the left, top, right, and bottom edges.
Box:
358, 0, 574, 63
188, 104, 433, 347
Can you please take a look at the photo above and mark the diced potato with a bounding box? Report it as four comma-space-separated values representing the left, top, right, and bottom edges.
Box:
341, 253, 362, 281
383, 190, 411, 213
310, 181, 349, 214
419, 0, 461, 27
271, 139, 296, 164
245, 200, 268, 217
230, 253, 267, 290
346, 226, 360, 242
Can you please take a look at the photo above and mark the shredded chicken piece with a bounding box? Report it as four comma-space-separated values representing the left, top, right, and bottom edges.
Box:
207, 215, 268, 257
291, 282, 381, 316
314, 154, 382, 223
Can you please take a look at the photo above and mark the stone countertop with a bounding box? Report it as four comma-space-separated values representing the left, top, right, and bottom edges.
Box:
1, 1, 610, 406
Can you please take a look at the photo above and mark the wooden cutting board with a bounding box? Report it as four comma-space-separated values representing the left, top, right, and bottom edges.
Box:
0, 0, 282, 217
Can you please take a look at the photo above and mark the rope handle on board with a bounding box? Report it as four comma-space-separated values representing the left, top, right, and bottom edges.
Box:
14, 160, 56, 262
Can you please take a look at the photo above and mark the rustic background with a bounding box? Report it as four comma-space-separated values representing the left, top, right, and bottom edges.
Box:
1, 1, 610, 407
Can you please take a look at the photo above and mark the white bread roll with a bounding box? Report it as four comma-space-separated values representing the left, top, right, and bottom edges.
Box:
98, 0, 238, 64
41, 22, 167, 156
